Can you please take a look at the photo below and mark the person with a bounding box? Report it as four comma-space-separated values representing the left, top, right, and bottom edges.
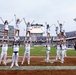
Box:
0, 17, 13, 39
45, 22, 50, 39
10, 40, 20, 68
14, 14, 22, 40
45, 41, 51, 62
57, 20, 63, 32
21, 40, 31, 65
74, 42, 76, 50
23, 18, 34, 37
0, 40, 8, 65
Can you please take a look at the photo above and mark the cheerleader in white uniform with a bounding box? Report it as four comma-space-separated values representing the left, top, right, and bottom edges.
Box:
0, 40, 8, 65
14, 14, 22, 39
23, 18, 34, 37
0, 17, 13, 38
21, 41, 30, 65
45, 22, 50, 38
10, 41, 20, 68
46, 41, 51, 62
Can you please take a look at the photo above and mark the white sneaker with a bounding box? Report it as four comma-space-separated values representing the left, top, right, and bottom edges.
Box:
15, 63, 19, 67
60, 61, 64, 63
10, 63, 14, 68
21, 62, 23, 65
3, 62, 6, 65
28, 62, 30, 65
10, 65, 13, 68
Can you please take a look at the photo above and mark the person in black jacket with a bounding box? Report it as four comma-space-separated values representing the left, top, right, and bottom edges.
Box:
74, 42, 76, 50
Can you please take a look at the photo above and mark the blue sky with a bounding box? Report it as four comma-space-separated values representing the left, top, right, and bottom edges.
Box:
0, 0, 76, 36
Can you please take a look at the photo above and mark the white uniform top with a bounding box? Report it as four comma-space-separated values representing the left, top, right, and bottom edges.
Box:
46, 44, 50, 51
13, 45, 19, 52
46, 28, 50, 33
26, 24, 31, 31
4, 24, 9, 30
63, 39, 66, 43
15, 21, 20, 30
57, 45, 60, 50
2, 44, 8, 52
64, 44, 66, 50
25, 43, 30, 51
61, 44, 65, 50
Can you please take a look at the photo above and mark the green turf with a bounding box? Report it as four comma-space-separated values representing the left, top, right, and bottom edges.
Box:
0, 46, 76, 55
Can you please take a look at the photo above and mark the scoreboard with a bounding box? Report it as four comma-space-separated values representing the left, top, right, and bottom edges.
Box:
29, 24, 44, 33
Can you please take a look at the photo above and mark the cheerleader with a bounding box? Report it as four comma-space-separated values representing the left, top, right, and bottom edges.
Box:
45, 22, 50, 39
14, 14, 22, 39
57, 20, 63, 32
0, 17, 13, 38
0, 40, 8, 65
10, 41, 20, 68
21, 41, 31, 65
23, 18, 34, 37
46, 41, 51, 62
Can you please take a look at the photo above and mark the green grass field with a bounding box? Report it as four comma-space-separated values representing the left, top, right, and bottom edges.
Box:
0, 46, 76, 56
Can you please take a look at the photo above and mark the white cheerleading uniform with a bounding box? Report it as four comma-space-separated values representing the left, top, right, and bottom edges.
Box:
0, 44, 8, 65
26, 24, 30, 31
21, 43, 30, 64
46, 44, 51, 62
46, 28, 50, 33
15, 21, 20, 30
56, 45, 61, 60
10, 45, 19, 68
4, 24, 9, 30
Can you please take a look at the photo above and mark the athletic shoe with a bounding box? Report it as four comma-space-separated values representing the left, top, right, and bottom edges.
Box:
60, 61, 64, 63
15, 63, 19, 67
21, 62, 23, 65
3, 62, 6, 65
28, 62, 30, 65
10, 63, 14, 68
10, 65, 13, 68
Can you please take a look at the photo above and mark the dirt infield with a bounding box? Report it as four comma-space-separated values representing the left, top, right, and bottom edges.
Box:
0, 70, 76, 75
0, 56, 76, 75
0, 56, 76, 66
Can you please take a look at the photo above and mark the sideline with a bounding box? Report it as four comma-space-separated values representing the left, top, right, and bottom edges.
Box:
0, 66, 76, 70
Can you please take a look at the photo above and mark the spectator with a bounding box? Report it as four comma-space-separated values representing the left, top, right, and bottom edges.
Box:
74, 42, 76, 50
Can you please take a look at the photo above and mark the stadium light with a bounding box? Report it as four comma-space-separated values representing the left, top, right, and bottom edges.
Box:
73, 18, 76, 22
